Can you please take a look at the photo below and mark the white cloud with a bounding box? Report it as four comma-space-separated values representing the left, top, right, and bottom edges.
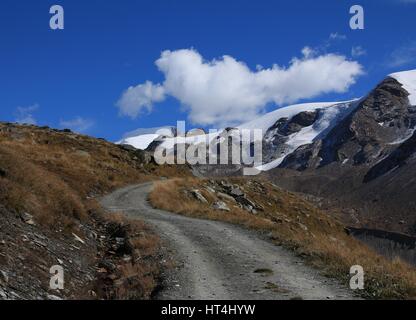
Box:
15, 103, 39, 125
60, 117, 94, 133
118, 48, 363, 127
116, 81, 165, 119
351, 46, 367, 57
301, 46, 317, 58
388, 41, 416, 68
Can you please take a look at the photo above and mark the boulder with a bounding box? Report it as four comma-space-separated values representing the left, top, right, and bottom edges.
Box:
204, 186, 216, 194
217, 192, 236, 203
212, 201, 230, 212
191, 190, 208, 204
230, 188, 244, 197
0, 289, 7, 299
0, 270, 8, 284
20, 212, 35, 225
72, 233, 85, 244
236, 196, 255, 209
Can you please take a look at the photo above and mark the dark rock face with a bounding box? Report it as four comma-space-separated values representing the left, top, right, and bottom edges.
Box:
279, 140, 323, 171
285, 111, 319, 134
280, 77, 415, 170
261, 110, 320, 164
146, 138, 165, 153
364, 130, 416, 182
320, 77, 415, 166
267, 77, 416, 235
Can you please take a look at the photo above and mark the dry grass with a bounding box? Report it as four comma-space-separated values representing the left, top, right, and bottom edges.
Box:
0, 122, 189, 299
149, 177, 416, 299
0, 123, 189, 231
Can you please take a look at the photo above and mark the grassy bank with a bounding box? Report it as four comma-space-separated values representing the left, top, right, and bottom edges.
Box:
149, 177, 416, 299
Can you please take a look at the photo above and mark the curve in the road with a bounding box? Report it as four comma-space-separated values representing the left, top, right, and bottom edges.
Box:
101, 183, 357, 300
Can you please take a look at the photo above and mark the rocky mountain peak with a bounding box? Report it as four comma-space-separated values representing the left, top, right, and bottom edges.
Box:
281, 76, 416, 170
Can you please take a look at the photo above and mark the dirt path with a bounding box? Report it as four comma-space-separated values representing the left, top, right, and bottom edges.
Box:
100, 183, 357, 300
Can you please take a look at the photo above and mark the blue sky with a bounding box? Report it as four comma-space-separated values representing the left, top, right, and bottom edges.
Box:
0, 0, 415, 141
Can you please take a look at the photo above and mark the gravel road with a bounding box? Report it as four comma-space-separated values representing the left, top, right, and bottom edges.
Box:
101, 182, 356, 300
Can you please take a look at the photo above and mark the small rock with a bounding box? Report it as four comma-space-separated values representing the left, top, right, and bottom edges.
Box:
212, 201, 230, 212
89, 231, 98, 240
72, 233, 85, 244
230, 188, 244, 197
0, 270, 9, 284
47, 294, 63, 300
57, 259, 64, 265
34, 239, 47, 247
115, 237, 125, 245
236, 196, 258, 210
0, 289, 7, 299
191, 190, 208, 204
97, 268, 107, 273
98, 260, 116, 271
21, 212, 35, 225
298, 223, 308, 231
243, 204, 253, 212
205, 186, 216, 194
123, 255, 132, 262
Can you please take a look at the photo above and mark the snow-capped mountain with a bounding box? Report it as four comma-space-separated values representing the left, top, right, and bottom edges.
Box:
117, 126, 178, 150
249, 100, 360, 170
119, 69, 416, 173
390, 70, 416, 106
118, 69, 416, 234
118, 101, 361, 168
265, 69, 416, 235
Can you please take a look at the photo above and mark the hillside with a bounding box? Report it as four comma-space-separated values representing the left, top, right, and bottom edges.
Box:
0, 122, 189, 299
2, 120, 416, 300
149, 177, 416, 299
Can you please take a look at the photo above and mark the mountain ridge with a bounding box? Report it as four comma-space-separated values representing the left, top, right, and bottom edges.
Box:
118, 69, 416, 172
117, 69, 416, 235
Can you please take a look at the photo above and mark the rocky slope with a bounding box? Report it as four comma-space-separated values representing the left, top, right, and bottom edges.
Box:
0, 122, 189, 300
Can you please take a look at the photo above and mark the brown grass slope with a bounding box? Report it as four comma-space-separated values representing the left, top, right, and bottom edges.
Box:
0, 122, 188, 299
149, 177, 416, 299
